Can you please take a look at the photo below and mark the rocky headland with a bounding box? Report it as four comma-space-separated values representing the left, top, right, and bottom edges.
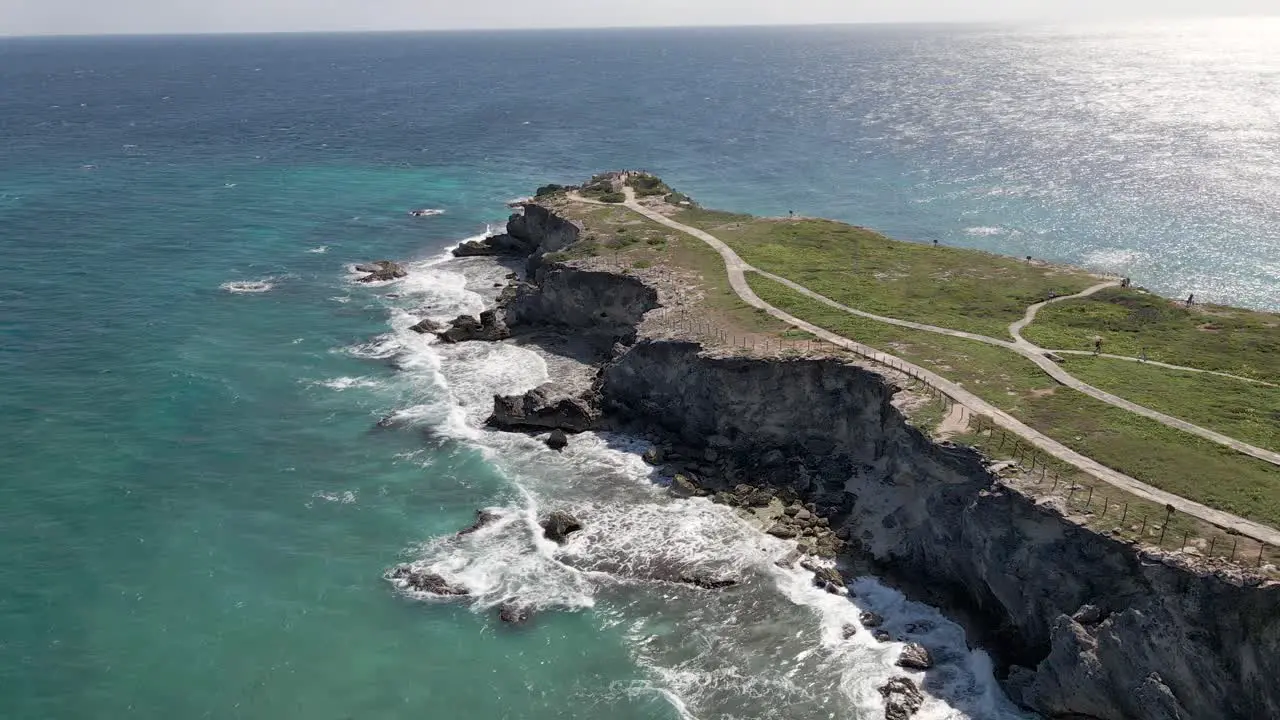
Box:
392, 191, 1280, 720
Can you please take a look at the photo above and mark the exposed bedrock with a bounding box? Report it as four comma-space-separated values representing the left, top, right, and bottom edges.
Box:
451, 202, 581, 270
487, 383, 601, 432
503, 264, 658, 344
597, 340, 1280, 720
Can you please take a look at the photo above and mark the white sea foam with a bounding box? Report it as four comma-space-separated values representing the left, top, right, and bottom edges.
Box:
308, 245, 329, 254
408, 208, 445, 217
341, 229, 1026, 719
1083, 248, 1142, 272
220, 280, 274, 293
313, 376, 381, 391
964, 226, 1007, 236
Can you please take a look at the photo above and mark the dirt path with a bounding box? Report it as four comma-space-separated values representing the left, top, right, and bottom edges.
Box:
565, 187, 1280, 543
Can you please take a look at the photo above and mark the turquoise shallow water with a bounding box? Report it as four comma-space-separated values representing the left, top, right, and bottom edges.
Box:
2, 21, 1278, 720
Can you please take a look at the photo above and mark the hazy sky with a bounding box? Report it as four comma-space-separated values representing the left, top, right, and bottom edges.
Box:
2, 0, 1277, 36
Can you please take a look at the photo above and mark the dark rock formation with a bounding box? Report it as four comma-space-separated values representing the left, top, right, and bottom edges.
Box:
879, 676, 924, 720
897, 642, 933, 671
545, 429, 569, 451
437, 309, 510, 343
503, 265, 658, 344
669, 474, 701, 498
488, 383, 601, 432
410, 318, 444, 334
498, 602, 533, 625
874, 630, 892, 643
842, 623, 859, 639
387, 565, 469, 596
808, 565, 847, 595
453, 233, 536, 257
457, 509, 502, 537
541, 511, 583, 544
355, 260, 408, 283
677, 573, 739, 590
861, 611, 885, 629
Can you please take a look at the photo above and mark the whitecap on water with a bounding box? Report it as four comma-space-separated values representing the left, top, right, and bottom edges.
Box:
220, 280, 274, 293
312, 376, 381, 391
308, 245, 329, 254
964, 226, 1007, 237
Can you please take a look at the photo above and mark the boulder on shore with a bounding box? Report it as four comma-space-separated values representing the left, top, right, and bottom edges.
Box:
541, 511, 583, 543
677, 573, 739, 590
879, 676, 924, 720
896, 642, 933, 671
861, 611, 885, 629
410, 318, 444, 334
356, 260, 408, 283
669, 474, 701, 498
842, 623, 859, 639
437, 309, 510, 343
807, 564, 846, 595
488, 384, 601, 432
545, 429, 569, 451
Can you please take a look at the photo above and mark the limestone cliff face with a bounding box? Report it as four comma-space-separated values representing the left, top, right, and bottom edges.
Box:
599, 340, 1280, 720
504, 264, 658, 343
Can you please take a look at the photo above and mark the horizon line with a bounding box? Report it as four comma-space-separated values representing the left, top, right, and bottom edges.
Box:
3, 14, 1277, 40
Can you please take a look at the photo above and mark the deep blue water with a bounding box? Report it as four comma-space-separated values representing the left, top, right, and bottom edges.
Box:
2, 21, 1278, 720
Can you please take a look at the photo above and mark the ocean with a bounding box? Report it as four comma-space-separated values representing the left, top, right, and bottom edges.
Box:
1, 20, 1277, 720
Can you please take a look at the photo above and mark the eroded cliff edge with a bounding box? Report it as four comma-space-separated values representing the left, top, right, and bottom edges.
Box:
467, 201, 1280, 720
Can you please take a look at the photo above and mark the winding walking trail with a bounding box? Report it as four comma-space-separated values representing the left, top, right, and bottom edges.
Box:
570, 187, 1280, 545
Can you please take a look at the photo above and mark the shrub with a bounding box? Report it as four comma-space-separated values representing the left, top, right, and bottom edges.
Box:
599, 192, 626, 204
535, 184, 566, 197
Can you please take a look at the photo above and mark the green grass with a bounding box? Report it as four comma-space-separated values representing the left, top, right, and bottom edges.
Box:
626, 173, 672, 197
1056, 356, 1280, 453
674, 211, 1102, 338
1023, 287, 1280, 383
749, 272, 1280, 528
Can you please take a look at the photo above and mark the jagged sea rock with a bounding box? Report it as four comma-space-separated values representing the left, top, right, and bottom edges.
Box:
457, 509, 502, 536
488, 383, 601, 432
842, 623, 859, 639
677, 573, 739, 590
355, 260, 408, 282
897, 642, 933, 671
498, 602, 532, 625
437, 309, 510, 343
410, 318, 444, 334
642, 445, 664, 465
452, 233, 535, 257
541, 511, 583, 544
810, 565, 846, 595
545, 429, 569, 451
503, 265, 658, 342
861, 611, 885, 629
874, 630, 892, 643
879, 676, 924, 720
669, 474, 701, 498
767, 523, 799, 539
387, 565, 469, 596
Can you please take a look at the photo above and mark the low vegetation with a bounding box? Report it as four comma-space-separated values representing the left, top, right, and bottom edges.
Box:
748, 273, 1280, 528
1022, 286, 1280, 383
674, 209, 1102, 338
625, 172, 672, 197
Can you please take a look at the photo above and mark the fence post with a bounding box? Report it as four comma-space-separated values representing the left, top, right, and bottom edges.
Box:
1120, 502, 1128, 525
1259, 544, 1266, 568
1067, 485, 1077, 505
1231, 537, 1238, 562
1084, 486, 1094, 509
1099, 495, 1108, 519
1208, 536, 1216, 557
1139, 515, 1147, 537
1181, 531, 1189, 552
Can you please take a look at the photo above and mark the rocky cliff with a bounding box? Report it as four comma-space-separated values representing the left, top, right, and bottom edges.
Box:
504, 265, 658, 343
602, 341, 1280, 720
476, 201, 1280, 720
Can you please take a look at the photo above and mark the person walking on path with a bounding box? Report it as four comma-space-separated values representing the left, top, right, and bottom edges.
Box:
1093, 335, 1104, 356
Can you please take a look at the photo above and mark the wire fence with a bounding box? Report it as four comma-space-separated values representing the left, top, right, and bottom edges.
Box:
645, 301, 1277, 572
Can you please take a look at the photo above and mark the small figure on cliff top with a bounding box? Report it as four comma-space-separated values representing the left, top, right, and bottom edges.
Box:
1093, 336, 1104, 355
1186, 293, 1196, 307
